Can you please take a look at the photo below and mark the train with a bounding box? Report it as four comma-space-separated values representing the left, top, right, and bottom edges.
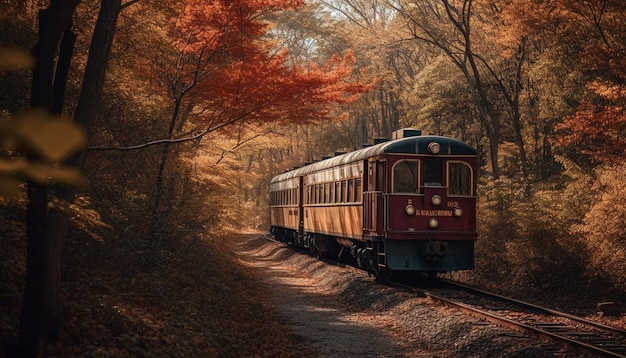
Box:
269, 128, 477, 278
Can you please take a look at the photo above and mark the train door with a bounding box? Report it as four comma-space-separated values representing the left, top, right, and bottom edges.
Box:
364, 159, 386, 235
298, 176, 304, 240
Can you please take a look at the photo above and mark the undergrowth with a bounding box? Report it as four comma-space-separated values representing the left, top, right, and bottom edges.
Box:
0, 203, 314, 357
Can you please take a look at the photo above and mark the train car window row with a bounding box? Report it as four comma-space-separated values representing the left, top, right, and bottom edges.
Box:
270, 188, 299, 206
306, 178, 362, 205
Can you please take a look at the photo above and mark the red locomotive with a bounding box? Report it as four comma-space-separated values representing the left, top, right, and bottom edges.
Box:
270, 128, 477, 278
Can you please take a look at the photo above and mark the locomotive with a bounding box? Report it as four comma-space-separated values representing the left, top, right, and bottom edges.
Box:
269, 128, 477, 278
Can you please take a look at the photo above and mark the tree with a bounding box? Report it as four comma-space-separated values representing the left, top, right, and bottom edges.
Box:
12, 0, 135, 355
316, 0, 407, 141
147, 0, 371, 235
17, 2, 82, 356
549, 0, 626, 164
392, 0, 505, 178
500, 0, 626, 165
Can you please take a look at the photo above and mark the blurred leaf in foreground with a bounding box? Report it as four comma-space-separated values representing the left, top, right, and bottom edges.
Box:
0, 111, 87, 197
12, 110, 86, 162
0, 48, 34, 69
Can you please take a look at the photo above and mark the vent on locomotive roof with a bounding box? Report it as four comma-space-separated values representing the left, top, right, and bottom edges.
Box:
334, 151, 346, 156
373, 137, 389, 144
392, 128, 422, 140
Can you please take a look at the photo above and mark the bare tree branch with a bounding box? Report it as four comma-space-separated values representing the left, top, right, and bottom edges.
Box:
88, 110, 258, 151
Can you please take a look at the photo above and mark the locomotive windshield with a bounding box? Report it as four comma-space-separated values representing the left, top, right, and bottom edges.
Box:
393, 160, 419, 193
424, 158, 442, 186
448, 161, 473, 196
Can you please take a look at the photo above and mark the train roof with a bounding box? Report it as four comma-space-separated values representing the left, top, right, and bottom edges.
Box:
271, 130, 476, 183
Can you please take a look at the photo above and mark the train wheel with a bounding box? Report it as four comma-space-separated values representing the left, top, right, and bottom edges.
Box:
375, 267, 393, 282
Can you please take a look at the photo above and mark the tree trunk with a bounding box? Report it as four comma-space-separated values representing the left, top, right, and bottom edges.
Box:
18, 2, 81, 356
16, 0, 122, 356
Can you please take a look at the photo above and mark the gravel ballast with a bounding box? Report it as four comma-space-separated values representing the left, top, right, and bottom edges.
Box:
235, 235, 580, 357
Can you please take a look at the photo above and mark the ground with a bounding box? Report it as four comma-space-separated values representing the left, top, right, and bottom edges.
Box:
1, 230, 623, 357
234, 235, 577, 357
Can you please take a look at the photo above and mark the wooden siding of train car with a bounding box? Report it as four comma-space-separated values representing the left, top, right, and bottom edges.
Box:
270, 176, 300, 231
303, 204, 362, 241
270, 206, 300, 231
302, 162, 364, 241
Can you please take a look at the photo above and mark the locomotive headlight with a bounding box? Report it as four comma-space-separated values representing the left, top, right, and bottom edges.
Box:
405, 204, 416, 216
428, 218, 439, 228
428, 142, 441, 154
453, 207, 463, 217
431, 195, 442, 206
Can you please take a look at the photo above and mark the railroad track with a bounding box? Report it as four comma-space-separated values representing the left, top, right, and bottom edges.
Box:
262, 234, 626, 356
405, 279, 626, 357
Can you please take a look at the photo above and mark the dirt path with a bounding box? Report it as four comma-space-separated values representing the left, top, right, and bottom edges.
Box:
234, 235, 572, 358
237, 236, 406, 357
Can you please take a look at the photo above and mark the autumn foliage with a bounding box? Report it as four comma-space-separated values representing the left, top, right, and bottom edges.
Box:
557, 91, 626, 163
161, 0, 371, 134
4, 0, 626, 356
501, 0, 626, 163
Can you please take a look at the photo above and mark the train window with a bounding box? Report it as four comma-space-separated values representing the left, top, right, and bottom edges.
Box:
448, 162, 473, 196
424, 158, 442, 186
347, 179, 354, 202
323, 183, 329, 203
393, 160, 419, 193
335, 182, 341, 203
376, 161, 386, 192
355, 178, 362, 202
316, 184, 321, 204
341, 181, 347, 203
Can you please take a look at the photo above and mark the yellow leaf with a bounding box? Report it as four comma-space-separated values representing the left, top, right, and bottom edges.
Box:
0, 176, 22, 197
21, 163, 85, 186
0, 49, 34, 69
14, 110, 86, 162
0, 158, 27, 173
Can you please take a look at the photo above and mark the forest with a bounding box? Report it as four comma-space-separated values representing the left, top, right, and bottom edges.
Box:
1, 0, 625, 356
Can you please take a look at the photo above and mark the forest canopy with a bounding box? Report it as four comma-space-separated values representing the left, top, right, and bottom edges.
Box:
1, 0, 626, 356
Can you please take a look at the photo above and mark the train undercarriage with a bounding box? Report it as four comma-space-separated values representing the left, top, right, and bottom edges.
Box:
270, 227, 474, 279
